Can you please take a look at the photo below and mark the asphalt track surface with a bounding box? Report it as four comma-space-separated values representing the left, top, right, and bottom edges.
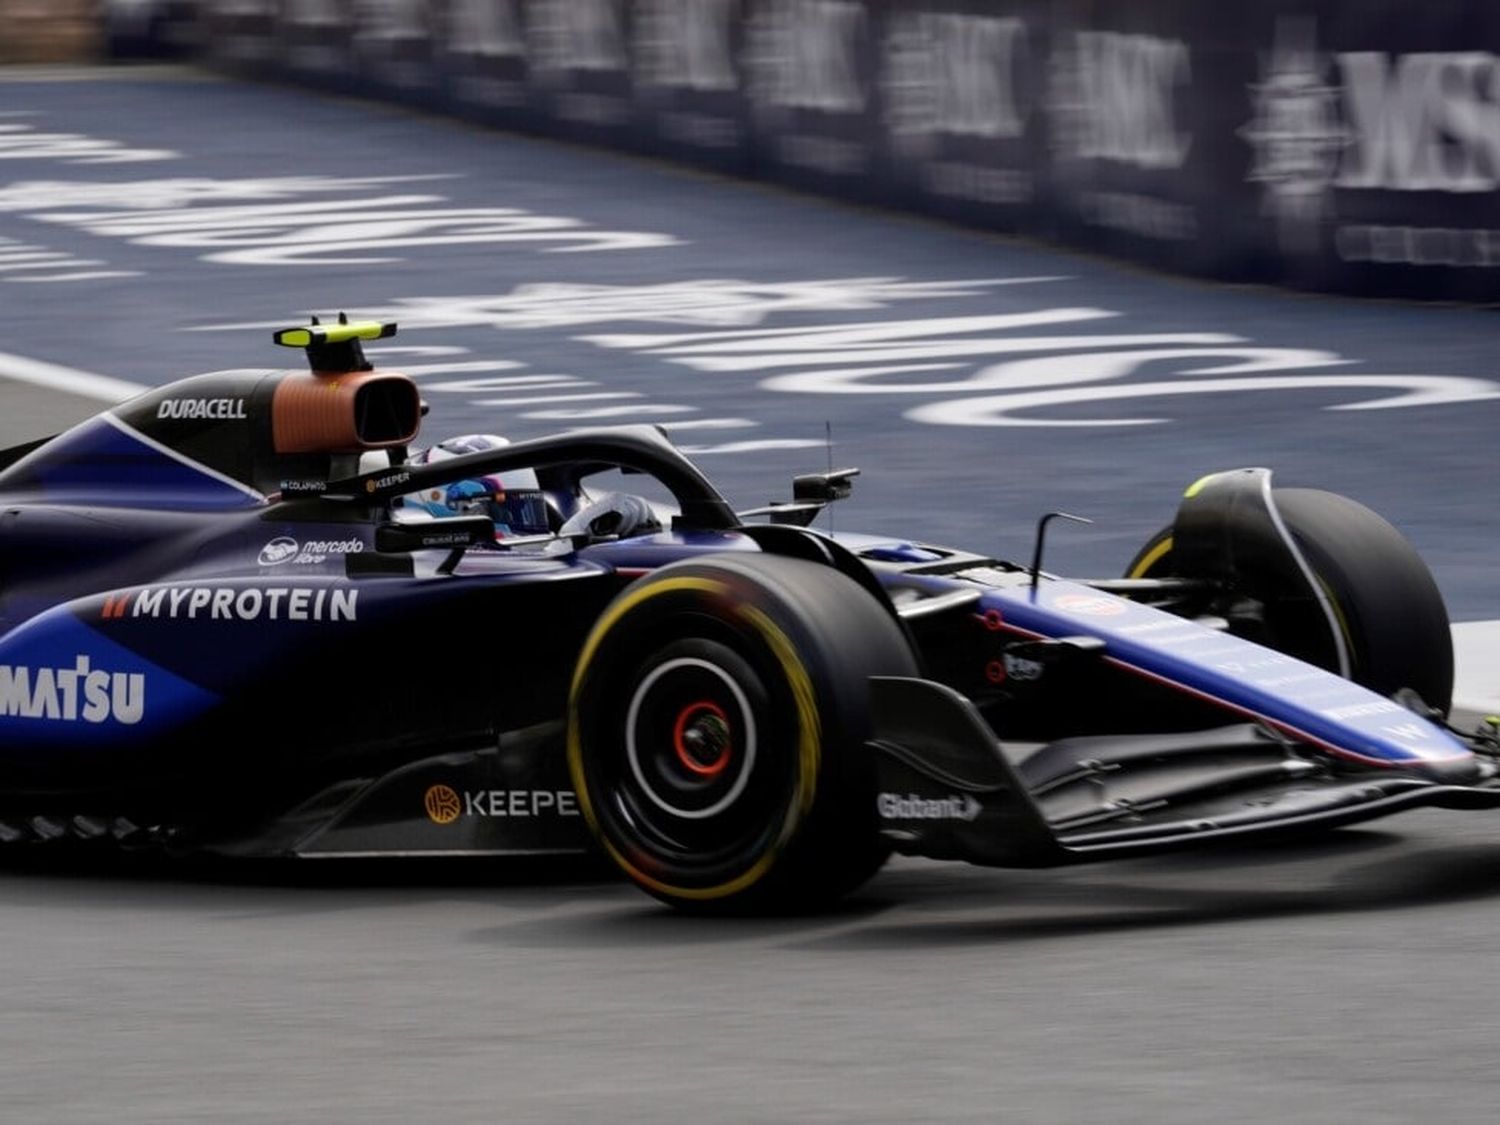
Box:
1, 68, 1499, 1122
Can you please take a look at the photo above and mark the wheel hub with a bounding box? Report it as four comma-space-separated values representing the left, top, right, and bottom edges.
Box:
674, 701, 732, 777
624, 656, 758, 821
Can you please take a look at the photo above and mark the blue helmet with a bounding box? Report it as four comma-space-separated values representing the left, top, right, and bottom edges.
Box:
402, 435, 552, 538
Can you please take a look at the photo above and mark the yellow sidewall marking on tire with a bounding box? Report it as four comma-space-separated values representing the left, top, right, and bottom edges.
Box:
566, 575, 821, 902
1128, 534, 1174, 579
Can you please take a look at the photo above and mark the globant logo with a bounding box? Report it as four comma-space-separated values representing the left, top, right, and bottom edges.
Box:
877, 792, 981, 821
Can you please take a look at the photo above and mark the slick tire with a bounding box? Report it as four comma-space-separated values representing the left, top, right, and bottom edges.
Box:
1127, 488, 1454, 715
568, 553, 918, 914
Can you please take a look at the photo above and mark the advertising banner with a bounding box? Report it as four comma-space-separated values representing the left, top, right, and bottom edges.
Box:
631, 0, 750, 172
877, 0, 1047, 232
170, 0, 1500, 301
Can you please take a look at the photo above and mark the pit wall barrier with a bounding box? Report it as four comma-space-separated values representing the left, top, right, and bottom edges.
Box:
141, 1, 1500, 301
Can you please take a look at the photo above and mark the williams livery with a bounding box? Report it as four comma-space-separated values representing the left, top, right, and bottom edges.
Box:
0, 318, 1495, 912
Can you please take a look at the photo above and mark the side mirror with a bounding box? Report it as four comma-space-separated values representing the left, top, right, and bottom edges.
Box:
793, 467, 860, 503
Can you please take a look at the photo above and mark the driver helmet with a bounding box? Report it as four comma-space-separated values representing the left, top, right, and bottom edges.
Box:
402, 434, 552, 538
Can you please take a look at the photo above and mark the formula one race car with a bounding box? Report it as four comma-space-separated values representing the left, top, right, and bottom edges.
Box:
1, 318, 1496, 912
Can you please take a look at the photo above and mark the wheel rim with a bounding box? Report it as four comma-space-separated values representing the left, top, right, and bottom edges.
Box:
581, 629, 802, 888
624, 656, 758, 821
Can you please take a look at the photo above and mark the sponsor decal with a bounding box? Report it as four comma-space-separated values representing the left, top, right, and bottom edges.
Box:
1053, 593, 1128, 617
1324, 700, 1403, 721
365, 469, 411, 493
1383, 722, 1429, 743
278, 480, 327, 495
1050, 32, 1191, 170
1241, 18, 1500, 266
1337, 51, 1500, 193
1003, 654, 1045, 682
103, 586, 358, 623
258, 537, 299, 566
258, 536, 366, 566
0, 657, 144, 725
877, 792, 981, 821
424, 784, 463, 825
1256, 671, 1326, 689
156, 397, 248, 421
413, 528, 482, 548
425, 788, 581, 821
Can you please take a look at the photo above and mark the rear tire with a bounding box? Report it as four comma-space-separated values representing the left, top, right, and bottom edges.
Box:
568, 553, 918, 913
1126, 488, 1453, 714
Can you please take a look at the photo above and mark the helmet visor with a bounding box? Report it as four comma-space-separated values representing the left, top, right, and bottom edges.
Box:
487, 489, 552, 537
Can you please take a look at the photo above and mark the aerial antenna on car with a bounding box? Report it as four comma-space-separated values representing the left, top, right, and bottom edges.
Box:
1029, 511, 1092, 599
273, 312, 398, 374
825, 421, 834, 536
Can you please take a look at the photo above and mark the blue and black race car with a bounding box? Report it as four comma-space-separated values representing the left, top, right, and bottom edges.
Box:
1, 318, 1494, 912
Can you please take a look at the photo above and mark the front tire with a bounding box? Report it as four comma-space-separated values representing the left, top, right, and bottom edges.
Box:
1126, 488, 1454, 714
568, 553, 918, 913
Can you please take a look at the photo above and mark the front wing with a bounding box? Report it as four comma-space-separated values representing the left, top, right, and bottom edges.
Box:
869, 677, 1500, 868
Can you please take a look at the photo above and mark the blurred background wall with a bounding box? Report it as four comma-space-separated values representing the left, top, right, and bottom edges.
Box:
37, 2, 1500, 302
0, 0, 101, 62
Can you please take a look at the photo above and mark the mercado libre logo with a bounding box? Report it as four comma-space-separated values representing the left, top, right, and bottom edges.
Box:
424, 784, 463, 825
